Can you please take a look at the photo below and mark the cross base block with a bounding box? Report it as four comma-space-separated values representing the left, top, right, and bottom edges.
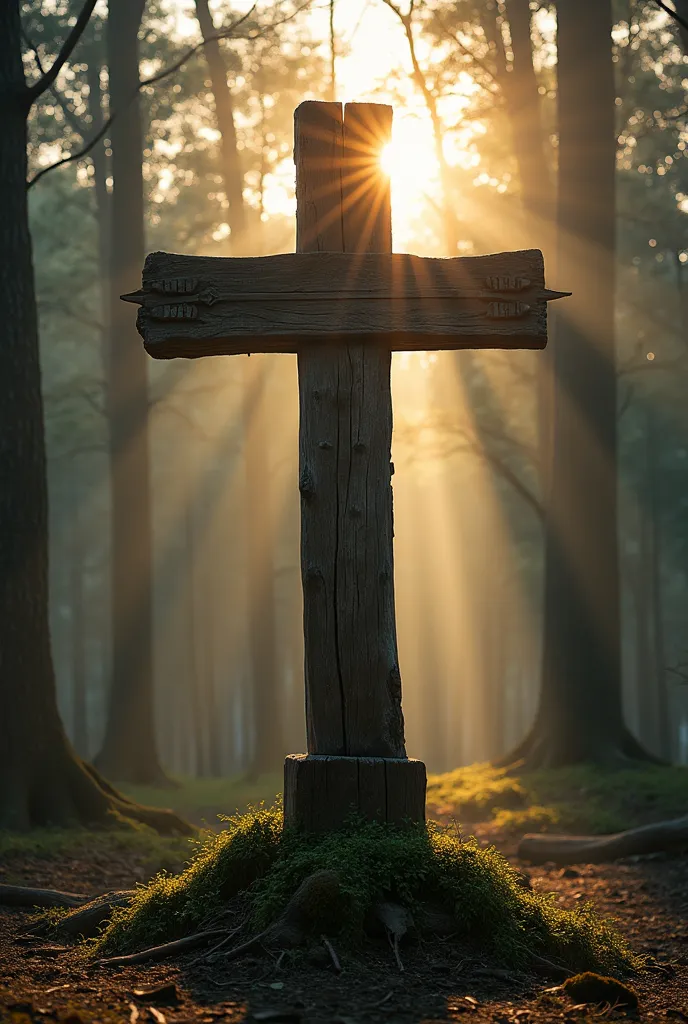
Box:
284, 754, 427, 833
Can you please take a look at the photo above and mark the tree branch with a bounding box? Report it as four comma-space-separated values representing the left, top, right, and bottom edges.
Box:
27, 1, 313, 189
27, 0, 99, 104
654, 0, 688, 51
654, 0, 688, 33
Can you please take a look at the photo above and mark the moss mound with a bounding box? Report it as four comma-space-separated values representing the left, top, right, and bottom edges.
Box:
91, 806, 636, 975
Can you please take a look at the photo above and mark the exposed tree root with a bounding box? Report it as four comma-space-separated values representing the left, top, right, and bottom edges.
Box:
56, 891, 136, 939
0, 885, 90, 910
0, 751, 193, 834
495, 723, 666, 772
98, 928, 231, 967
518, 815, 688, 865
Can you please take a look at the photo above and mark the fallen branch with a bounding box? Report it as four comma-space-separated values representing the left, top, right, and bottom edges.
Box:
98, 928, 230, 967
0, 884, 90, 909
518, 814, 688, 865
187, 924, 244, 965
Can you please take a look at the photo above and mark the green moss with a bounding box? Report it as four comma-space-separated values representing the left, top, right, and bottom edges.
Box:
562, 972, 639, 1010
427, 763, 688, 835
426, 763, 527, 821
92, 805, 282, 956
90, 807, 636, 975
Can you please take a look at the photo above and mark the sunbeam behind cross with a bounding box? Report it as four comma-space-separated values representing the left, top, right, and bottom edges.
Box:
124, 100, 566, 833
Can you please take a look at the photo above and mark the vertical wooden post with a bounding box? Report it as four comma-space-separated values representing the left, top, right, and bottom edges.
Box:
284, 100, 426, 832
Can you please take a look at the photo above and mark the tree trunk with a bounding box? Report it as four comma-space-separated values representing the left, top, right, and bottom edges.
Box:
632, 521, 656, 751
647, 408, 671, 759
95, 0, 168, 784
193, 0, 282, 775
499, 0, 655, 769
0, 2, 187, 831
194, 0, 248, 250
502, 0, 555, 495
70, 503, 89, 757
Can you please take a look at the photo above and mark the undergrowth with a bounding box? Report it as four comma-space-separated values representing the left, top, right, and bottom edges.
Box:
91, 805, 636, 975
426, 762, 688, 834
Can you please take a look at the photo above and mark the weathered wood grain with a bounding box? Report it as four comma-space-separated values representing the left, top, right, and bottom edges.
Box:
130, 249, 550, 358
284, 754, 426, 833
295, 101, 347, 756
295, 99, 406, 759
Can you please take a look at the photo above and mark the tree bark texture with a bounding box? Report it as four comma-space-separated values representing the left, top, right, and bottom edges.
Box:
0, 2, 79, 827
95, 0, 166, 783
500, 0, 648, 768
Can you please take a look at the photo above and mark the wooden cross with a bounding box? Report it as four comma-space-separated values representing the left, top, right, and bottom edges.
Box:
125, 101, 565, 832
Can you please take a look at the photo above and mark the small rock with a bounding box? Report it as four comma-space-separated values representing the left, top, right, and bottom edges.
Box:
562, 973, 638, 1011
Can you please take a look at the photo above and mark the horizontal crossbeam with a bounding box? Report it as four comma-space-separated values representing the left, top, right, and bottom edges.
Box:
124, 249, 567, 359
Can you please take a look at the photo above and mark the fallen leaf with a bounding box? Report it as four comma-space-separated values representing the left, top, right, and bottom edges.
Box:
148, 1008, 166, 1024
129, 1002, 140, 1024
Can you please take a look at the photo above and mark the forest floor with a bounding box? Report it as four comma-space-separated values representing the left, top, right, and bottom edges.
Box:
1, 765, 687, 1024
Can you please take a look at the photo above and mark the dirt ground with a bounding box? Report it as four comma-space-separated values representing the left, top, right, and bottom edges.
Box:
0, 827, 687, 1024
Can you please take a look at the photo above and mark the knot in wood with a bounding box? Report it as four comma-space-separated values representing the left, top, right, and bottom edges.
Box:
388, 664, 402, 700
349, 505, 362, 519
390, 461, 395, 476
318, 440, 333, 450
299, 467, 316, 498
353, 441, 367, 454
304, 564, 324, 586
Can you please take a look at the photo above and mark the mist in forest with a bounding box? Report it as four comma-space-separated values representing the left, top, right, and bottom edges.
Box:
21, 0, 688, 788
